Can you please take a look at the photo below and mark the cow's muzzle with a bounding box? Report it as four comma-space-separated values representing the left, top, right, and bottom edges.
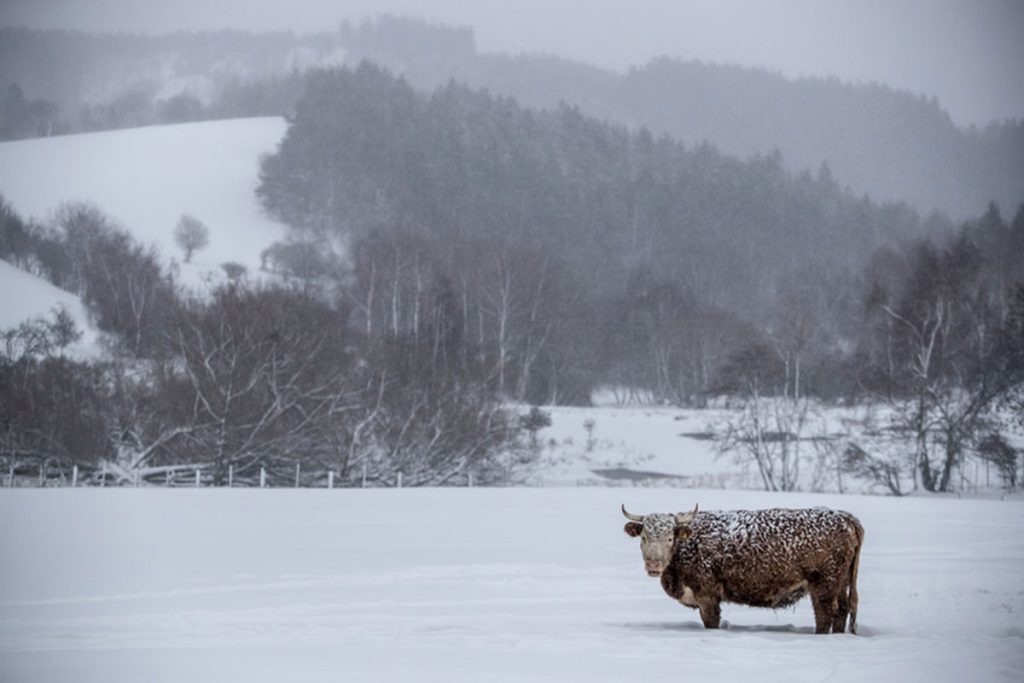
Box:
645, 562, 665, 577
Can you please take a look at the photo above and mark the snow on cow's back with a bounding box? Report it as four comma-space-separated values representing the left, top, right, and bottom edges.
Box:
689, 507, 861, 558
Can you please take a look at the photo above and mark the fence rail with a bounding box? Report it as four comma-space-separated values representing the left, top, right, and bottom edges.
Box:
2, 457, 477, 489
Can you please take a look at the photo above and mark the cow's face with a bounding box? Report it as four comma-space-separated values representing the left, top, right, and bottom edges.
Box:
625, 513, 677, 576
622, 504, 698, 577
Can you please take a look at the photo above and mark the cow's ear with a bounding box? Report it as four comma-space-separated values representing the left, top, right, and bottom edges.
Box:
675, 525, 692, 542
624, 522, 643, 537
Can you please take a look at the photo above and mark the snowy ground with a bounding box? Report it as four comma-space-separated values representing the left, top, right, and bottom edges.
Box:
1, 487, 1022, 682
0, 259, 98, 357
0, 118, 290, 289
533, 405, 752, 488
531, 403, 1022, 494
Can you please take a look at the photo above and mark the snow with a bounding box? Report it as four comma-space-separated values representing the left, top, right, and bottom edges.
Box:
0, 118, 290, 288
533, 405, 733, 486
1, 487, 1021, 682
0, 117, 291, 346
532, 404, 815, 489
0, 258, 99, 357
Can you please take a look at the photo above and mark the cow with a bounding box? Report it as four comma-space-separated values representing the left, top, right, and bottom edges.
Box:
622, 503, 864, 634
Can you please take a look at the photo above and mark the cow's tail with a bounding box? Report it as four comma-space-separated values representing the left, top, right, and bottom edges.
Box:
847, 517, 864, 635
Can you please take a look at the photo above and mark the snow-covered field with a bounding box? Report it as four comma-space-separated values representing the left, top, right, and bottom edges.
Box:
534, 405, 750, 488
0, 118, 290, 289
1, 487, 1021, 682
0, 108, 1020, 683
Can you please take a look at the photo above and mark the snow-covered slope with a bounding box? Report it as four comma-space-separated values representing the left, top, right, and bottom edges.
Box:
0, 258, 99, 356
0, 118, 290, 288
0, 487, 1021, 682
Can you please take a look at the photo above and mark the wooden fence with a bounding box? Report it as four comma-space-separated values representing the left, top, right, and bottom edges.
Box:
2, 457, 477, 489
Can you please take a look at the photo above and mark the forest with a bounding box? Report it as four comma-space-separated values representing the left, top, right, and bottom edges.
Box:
2, 61, 1022, 492
1, 16, 1021, 220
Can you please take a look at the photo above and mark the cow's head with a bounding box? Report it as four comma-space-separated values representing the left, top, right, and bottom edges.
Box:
622, 504, 699, 577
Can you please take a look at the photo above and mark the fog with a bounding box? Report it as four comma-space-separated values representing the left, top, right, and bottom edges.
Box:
1, 0, 1021, 127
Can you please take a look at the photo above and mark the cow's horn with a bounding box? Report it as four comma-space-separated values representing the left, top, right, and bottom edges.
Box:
675, 503, 699, 525
621, 504, 645, 523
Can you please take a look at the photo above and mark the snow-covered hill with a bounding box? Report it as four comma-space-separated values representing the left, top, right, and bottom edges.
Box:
1, 487, 1021, 682
0, 117, 290, 288
0, 258, 99, 357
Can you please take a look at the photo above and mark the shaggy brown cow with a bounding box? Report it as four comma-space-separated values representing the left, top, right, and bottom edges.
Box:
622, 504, 864, 634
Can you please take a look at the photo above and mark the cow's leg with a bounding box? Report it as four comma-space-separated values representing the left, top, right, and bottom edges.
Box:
832, 587, 850, 633
697, 599, 721, 629
810, 589, 837, 634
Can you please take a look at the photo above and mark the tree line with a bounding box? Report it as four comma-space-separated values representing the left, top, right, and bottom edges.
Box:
0, 197, 527, 486
258, 63, 936, 405
254, 64, 1024, 492
3, 18, 1020, 221
1, 63, 1021, 492
331, 16, 1024, 222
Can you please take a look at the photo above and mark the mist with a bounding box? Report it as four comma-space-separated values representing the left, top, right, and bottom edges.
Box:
2, 0, 1024, 679
2, 0, 1022, 127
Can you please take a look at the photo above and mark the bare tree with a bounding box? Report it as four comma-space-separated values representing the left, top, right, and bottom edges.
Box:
714, 342, 808, 491
841, 443, 907, 496
718, 393, 810, 492
976, 433, 1019, 490
0, 313, 110, 472
53, 203, 172, 357
171, 284, 351, 483
174, 214, 210, 263
882, 277, 1010, 492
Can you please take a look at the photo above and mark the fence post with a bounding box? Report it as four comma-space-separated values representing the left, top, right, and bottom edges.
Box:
328, 471, 335, 489
468, 472, 473, 488
165, 470, 171, 487
397, 471, 403, 489
134, 470, 140, 488
101, 464, 106, 487
260, 467, 267, 488
295, 462, 301, 488
195, 469, 201, 487
72, 465, 78, 488
228, 465, 234, 488
362, 464, 367, 488
39, 462, 45, 487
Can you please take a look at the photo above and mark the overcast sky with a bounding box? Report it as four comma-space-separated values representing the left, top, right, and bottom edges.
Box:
2, 0, 1021, 127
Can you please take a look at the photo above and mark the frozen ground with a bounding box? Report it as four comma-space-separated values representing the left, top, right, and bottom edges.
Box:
1, 487, 1022, 682
0, 118, 290, 289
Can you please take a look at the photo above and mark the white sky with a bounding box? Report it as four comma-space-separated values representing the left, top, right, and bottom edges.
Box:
1, 0, 1022, 127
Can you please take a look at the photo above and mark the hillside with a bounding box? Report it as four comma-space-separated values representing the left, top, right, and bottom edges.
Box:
340, 19, 1023, 222
0, 117, 290, 288
0, 257, 98, 356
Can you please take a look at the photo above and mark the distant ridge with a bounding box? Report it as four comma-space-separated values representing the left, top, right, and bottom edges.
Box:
1, 18, 1020, 219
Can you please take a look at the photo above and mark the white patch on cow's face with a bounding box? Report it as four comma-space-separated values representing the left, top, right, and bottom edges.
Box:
639, 513, 677, 576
